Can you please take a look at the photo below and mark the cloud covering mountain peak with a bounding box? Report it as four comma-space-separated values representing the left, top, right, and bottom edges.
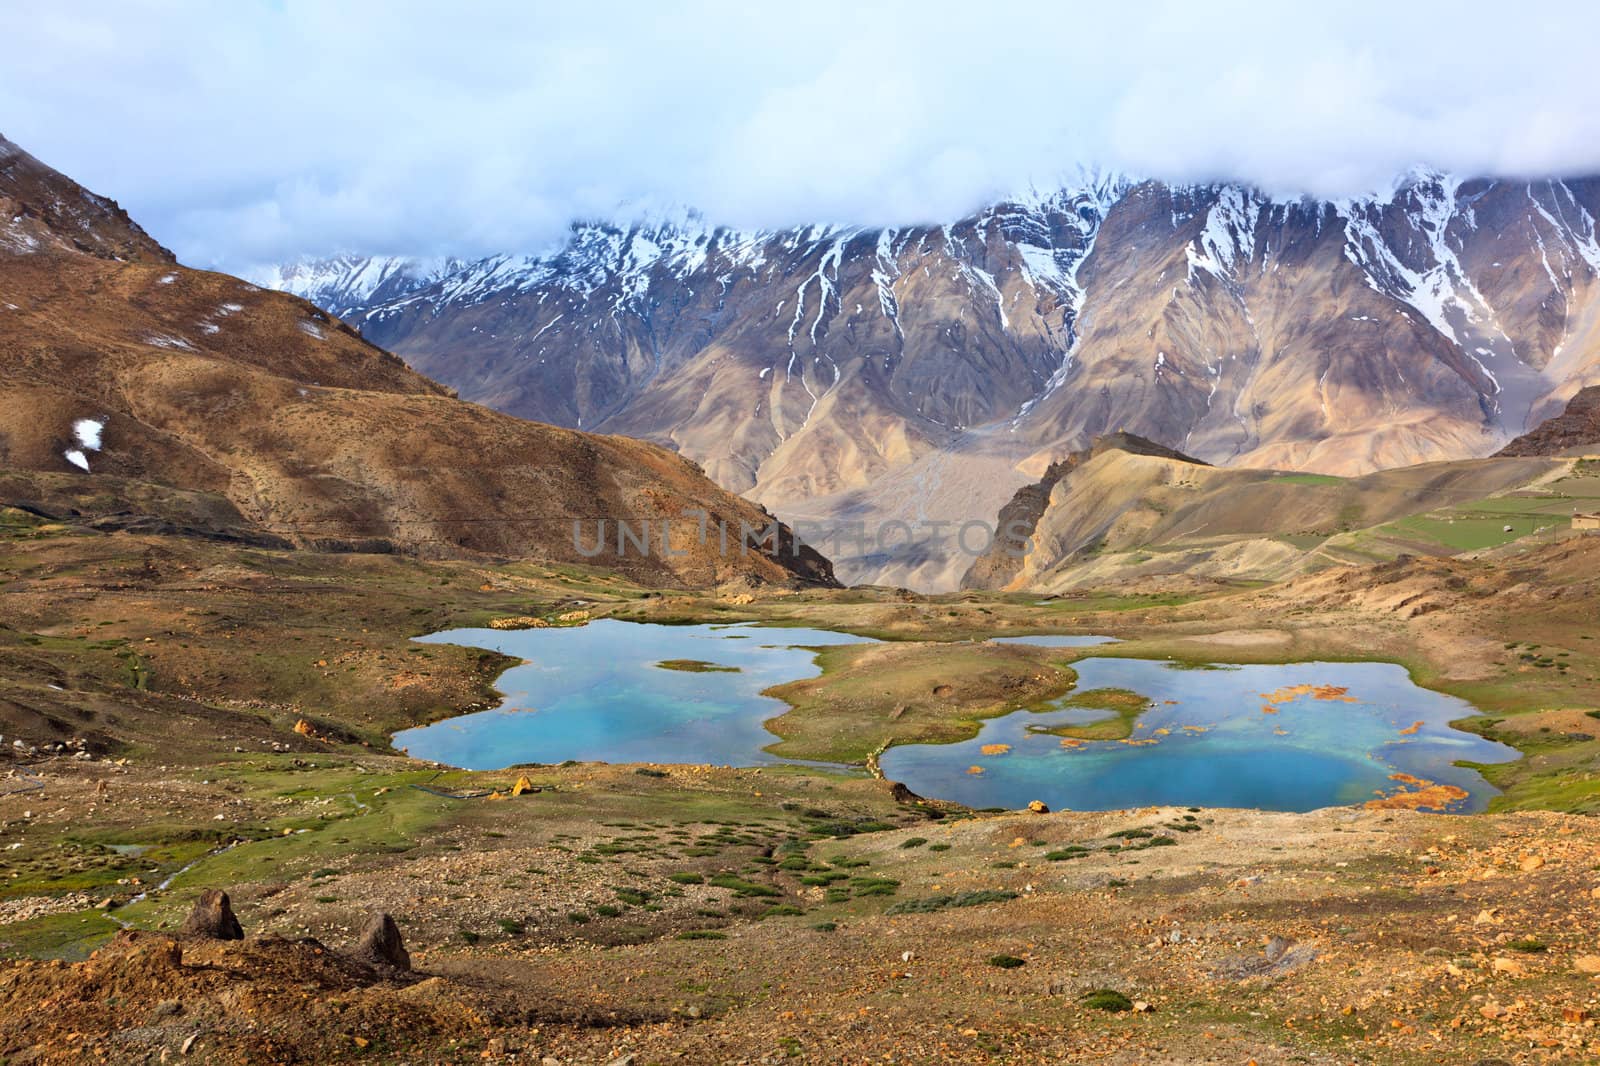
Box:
6, 0, 1598, 268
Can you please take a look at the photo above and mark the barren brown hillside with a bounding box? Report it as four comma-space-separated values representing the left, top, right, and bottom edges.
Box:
1498, 384, 1600, 457
0, 134, 833, 588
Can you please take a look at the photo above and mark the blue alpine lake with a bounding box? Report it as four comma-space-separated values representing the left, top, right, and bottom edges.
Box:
395, 622, 1518, 812
395, 620, 869, 770
878, 657, 1519, 813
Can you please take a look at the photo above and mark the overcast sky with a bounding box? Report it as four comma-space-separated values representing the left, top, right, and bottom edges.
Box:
4, 0, 1598, 269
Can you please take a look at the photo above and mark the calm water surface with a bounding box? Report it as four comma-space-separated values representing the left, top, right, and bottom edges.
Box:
395, 621, 867, 770
395, 623, 1516, 812
879, 658, 1517, 813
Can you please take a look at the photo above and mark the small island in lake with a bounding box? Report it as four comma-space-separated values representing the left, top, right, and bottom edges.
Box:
656, 658, 742, 673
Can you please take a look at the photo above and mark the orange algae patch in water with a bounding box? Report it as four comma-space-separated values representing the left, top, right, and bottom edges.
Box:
1261, 704, 1280, 715
1059, 738, 1086, 749
965, 765, 985, 775
979, 743, 1011, 756
1366, 771, 1469, 811
1399, 720, 1424, 735
1260, 684, 1360, 704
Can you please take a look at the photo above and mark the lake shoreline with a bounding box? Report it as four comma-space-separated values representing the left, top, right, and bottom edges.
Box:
396, 619, 1518, 814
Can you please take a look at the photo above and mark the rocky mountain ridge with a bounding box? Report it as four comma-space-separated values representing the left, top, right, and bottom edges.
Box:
267, 170, 1600, 587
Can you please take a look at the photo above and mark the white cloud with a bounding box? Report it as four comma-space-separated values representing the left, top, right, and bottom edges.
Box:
4, 0, 1598, 268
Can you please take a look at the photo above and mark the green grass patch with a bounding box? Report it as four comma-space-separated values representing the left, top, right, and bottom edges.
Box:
708, 874, 781, 898
655, 659, 740, 673
886, 890, 1018, 914
1030, 688, 1152, 741
1079, 988, 1134, 1012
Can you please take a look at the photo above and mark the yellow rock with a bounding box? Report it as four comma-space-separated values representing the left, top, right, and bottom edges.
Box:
511, 776, 535, 796
1520, 855, 1546, 872
1574, 955, 1600, 974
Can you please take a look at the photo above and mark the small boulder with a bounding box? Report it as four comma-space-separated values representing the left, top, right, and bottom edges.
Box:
179, 889, 243, 940
351, 911, 410, 971
888, 781, 923, 803
1026, 800, 1049, 814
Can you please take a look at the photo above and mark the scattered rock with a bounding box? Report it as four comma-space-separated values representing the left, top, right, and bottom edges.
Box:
148, 999, 184, 1020
489, 616, 548, 630
350, 912, 410, 972
887, 781, 924, 803
179, 889, 243, 941
1213, 936, 1319, 980
1573, 955, 1600, 974
1026, 800, 1049, 814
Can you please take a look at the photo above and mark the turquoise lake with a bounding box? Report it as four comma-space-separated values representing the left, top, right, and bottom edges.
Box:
395, 621, 867, 770
394, 621, 1518, 812
878, 658, 1518, 813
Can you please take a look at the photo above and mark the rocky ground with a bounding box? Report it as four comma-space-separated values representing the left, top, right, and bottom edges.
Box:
1, 520, 1597, 1062
3, 772, 1598, 1063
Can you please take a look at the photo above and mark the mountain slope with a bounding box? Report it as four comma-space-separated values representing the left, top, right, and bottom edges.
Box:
1496, 384, 1600, 456
269, 172, 1600, 588
961, 435, 1579, 593
0, 136, 172, 262
959, 433, 1205, 591
0, 134, 833, 589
